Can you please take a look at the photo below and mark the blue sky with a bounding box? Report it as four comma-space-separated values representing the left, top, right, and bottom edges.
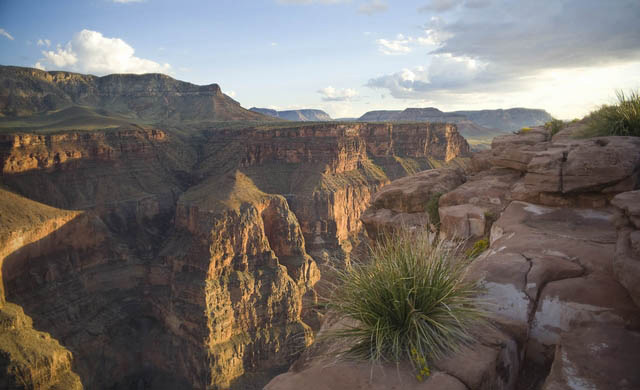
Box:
1, 0, 640, 119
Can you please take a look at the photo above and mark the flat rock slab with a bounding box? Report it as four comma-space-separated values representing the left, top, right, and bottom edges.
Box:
529, 273, 640, 362
490, 201, 617, 275
542, 324, 640, 390
265, 362, 469, 390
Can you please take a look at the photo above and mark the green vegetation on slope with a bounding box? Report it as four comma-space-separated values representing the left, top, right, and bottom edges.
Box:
0, 105, 144, 134
583, 90, 640, 137
327, 229, 487, 378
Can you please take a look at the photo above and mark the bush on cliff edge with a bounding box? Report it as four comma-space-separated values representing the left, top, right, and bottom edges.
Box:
327, 229, 487, 380
584, 90, 640, 137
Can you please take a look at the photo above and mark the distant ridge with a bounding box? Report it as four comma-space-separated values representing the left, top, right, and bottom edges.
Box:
358, 107, 553, 135
0, 65, 269, 122
250, 107, 332, 121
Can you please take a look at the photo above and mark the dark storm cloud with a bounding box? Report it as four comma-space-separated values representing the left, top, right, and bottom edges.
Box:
369, 0, 640, 98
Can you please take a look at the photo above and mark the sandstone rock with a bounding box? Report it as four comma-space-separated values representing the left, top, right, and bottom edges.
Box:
265, 361, 469, 390
489, 129, 549, 171
361, 208, 431, 240
542, 325, 640, 390
490, 202, 617, 275
370, 168, 465, 214
440, 168, 521, 215
528, 274, 640, 363
611, 190, 640, 229
0, 303, 82, 390
433, 328, 520, 390
439, 204, 486, 240
467, 252, 532, 324
562, 137, 640, 193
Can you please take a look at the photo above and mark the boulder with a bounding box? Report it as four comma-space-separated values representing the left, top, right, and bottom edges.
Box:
489, 129, 549, 172
440, 168, 521, 216
612, 190, 640, 229
562, 137, 640, 193
528, 274, 640, 363
542, 324, 640, 390
439, 204, 486, 240
370, 168, 465, 213
361, 208, 431, 240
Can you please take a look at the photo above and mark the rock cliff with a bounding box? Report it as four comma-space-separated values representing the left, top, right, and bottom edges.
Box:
0, 96, 470, 390
267, 123, 640, 390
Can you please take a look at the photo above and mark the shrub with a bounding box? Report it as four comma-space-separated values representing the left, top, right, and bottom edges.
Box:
327, 229, 487, 379
584, 90, 640, 137
465, 238, 489, 259
424, 193, 442, 227
544, 118, 565, 137
519, 127, 532, 133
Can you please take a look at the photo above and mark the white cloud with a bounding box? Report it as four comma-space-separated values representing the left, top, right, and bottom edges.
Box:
34, 62, 46, 71
37, 39, 51, 47
359, 0, 388, 15
376, 29, 442, 55
318, 86, 358, 101
367, 54, 487, 97
270, 42, 278, 46
0, 28, 14, 41
376, 34, 412, 55
42, 43, 78, 67
38, 29, 171, 75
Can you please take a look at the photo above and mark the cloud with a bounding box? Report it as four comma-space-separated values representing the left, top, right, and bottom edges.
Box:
0, 28, 14, 41
418, 0, 491, 13
318, 86, 358, 101
38, 29, 171, 75
34, 62, 45, 71
359, 0, 388, 15
277, 0, 349, 4
37, 39, 51, 47
367, 54, 489, 98
376, 34, 412, 55
369, 0, 640, 101
375, 26, 446, 55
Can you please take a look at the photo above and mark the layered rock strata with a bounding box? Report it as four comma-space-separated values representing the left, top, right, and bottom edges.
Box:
268, 124, 640, 389
0, 121, 469, 389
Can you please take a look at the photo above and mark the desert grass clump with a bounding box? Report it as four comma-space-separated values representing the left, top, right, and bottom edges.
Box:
544, 118, 565, 137
327, 230, 487, 379
585, 90, 640, 137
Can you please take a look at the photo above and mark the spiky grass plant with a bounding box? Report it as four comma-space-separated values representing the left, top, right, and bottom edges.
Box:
585, 90, 640, 137
327, 229, 487, 379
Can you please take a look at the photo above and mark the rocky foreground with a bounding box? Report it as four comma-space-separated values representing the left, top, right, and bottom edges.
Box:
266, 125, 640, 389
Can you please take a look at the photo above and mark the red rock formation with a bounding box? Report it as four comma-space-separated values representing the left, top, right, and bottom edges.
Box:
0, 120, 470, 389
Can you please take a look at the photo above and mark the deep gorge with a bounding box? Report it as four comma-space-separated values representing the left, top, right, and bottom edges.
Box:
0, 115, 470, 389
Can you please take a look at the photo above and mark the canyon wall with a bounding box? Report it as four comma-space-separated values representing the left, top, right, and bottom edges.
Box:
0, 121, 469, 389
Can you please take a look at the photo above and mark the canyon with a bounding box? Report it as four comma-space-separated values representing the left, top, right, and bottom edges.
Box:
267, 123, 640, 390
0, 66, 471, 390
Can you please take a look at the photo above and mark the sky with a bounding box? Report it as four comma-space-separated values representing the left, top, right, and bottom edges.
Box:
1, 0, 640, 119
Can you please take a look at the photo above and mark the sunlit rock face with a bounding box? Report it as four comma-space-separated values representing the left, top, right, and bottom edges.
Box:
0, 88, 469, 390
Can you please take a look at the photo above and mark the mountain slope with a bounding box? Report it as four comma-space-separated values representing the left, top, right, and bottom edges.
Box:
452, 108, 553, 131
250, 107, 332, 121
0, 65, 268, 123
358, 107, 553, 134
